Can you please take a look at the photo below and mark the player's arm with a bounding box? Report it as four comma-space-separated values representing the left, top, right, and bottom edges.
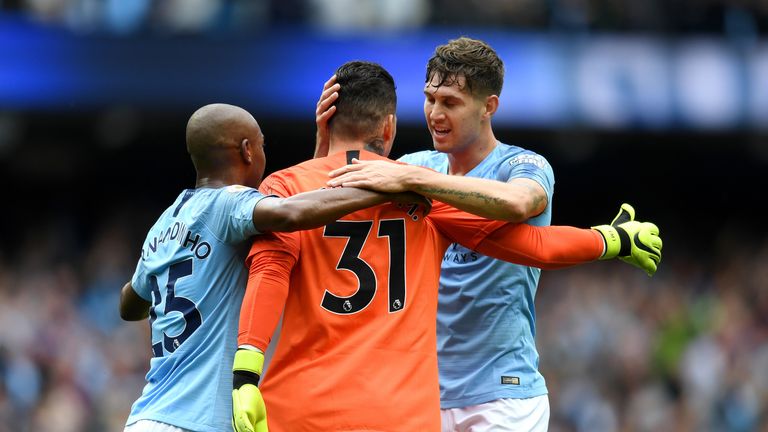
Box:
238, 235, 296, 351
119, 281, 150, 321
327, 159, 545, 222
433, 203, 662, 275
233, 233, 297, 432
472, 224, 605, 269
476, 205, 661, 275
252, 187, 428, 233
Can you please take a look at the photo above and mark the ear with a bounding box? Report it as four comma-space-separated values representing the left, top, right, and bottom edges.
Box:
382, 114, 397, 143
239, 138, 252, 164
382, 114, 397, 157
483, 95, 499, 119
382, 114, 396, 142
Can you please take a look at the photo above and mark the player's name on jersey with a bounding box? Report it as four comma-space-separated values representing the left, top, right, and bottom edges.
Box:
141, 221, 212, 261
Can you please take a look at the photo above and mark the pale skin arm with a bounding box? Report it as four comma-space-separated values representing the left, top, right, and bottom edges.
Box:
328, 159, 546, 222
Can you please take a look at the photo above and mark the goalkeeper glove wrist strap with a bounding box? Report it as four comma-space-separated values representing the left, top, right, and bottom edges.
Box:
593, 225, 631, 259
233, 349, 264, 389
233, 369, 261, 389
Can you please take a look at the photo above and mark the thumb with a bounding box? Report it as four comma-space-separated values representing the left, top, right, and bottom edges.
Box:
611, 203, 635, 226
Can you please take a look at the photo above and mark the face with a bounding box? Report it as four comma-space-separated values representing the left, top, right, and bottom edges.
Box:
423, 73, 487, 155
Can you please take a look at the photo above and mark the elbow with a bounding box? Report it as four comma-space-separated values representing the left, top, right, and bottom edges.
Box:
504, 193, 547, 223
119, 306, 133, 321
120, 305, 139, 321
270, 205, 308, 232
503, 201, 529, 223
119, 302, 147, 321
119, 284, 149, 321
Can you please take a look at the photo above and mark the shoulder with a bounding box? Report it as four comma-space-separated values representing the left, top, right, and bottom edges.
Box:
496, 143, 550, 170
267, 158, 331, 181
499, 143, 549, 168
193, 186, 265, 224
259, 160, 325, 197
494, 144, 555, 193
205, 185, 265, 206
397, 150, 446, 168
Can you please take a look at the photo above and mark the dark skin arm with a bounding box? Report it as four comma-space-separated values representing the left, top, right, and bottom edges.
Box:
120, 281, 150, 321
251, 187, 429, 232
119, 188, 429, 320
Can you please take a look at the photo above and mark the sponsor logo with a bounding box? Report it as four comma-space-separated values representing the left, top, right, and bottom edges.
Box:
501, 376, 520, 385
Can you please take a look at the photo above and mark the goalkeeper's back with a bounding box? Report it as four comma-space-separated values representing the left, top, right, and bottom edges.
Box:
246, 150, 515, 431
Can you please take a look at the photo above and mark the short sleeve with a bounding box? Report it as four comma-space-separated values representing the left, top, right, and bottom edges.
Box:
497, 151, 555, 202
209, 185, 272, 243
129, 257, 152, 302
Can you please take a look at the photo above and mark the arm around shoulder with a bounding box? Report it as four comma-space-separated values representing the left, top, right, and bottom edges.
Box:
410, 172, 547, 222
251, 187, 390, 232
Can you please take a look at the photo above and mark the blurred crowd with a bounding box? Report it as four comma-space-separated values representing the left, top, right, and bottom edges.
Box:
1, 212, 766, 431
2, 0, 767, 36
539, 244, 768, 431
0, 211, 150, 432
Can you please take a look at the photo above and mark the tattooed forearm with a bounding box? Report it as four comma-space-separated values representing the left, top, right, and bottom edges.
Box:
415, 185, 508, 207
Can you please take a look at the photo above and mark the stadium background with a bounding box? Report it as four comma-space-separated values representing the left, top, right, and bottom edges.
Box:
1, 1, 767, 431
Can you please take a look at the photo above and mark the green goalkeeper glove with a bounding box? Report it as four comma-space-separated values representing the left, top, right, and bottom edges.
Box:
232, 349, 269, 432
592, 203, 663, 277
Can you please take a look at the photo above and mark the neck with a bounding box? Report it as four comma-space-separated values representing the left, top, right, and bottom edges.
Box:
195, 174, 235, 189
446, 130, 498, 176
328, 137, 383, 156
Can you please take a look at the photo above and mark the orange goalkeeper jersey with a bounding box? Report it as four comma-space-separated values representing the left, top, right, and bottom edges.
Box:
239, 150, 604, 432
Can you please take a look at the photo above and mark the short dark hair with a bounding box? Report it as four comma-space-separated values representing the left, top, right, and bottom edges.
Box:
330, 61, 397, 141
426, 37, 504, 97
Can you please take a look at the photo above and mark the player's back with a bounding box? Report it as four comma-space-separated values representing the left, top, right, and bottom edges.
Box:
257, 150, 455, 431
127, 186, 267, 432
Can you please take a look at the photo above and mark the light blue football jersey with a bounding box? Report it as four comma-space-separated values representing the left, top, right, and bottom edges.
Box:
399, 142, 555, 409
126, 186, 270, 431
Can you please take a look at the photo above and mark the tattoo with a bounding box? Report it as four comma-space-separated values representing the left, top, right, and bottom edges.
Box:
416, 186, 506, 206
364, 139, 385, 156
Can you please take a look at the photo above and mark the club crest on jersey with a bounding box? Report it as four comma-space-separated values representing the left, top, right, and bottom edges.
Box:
508, 154, 547, 169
